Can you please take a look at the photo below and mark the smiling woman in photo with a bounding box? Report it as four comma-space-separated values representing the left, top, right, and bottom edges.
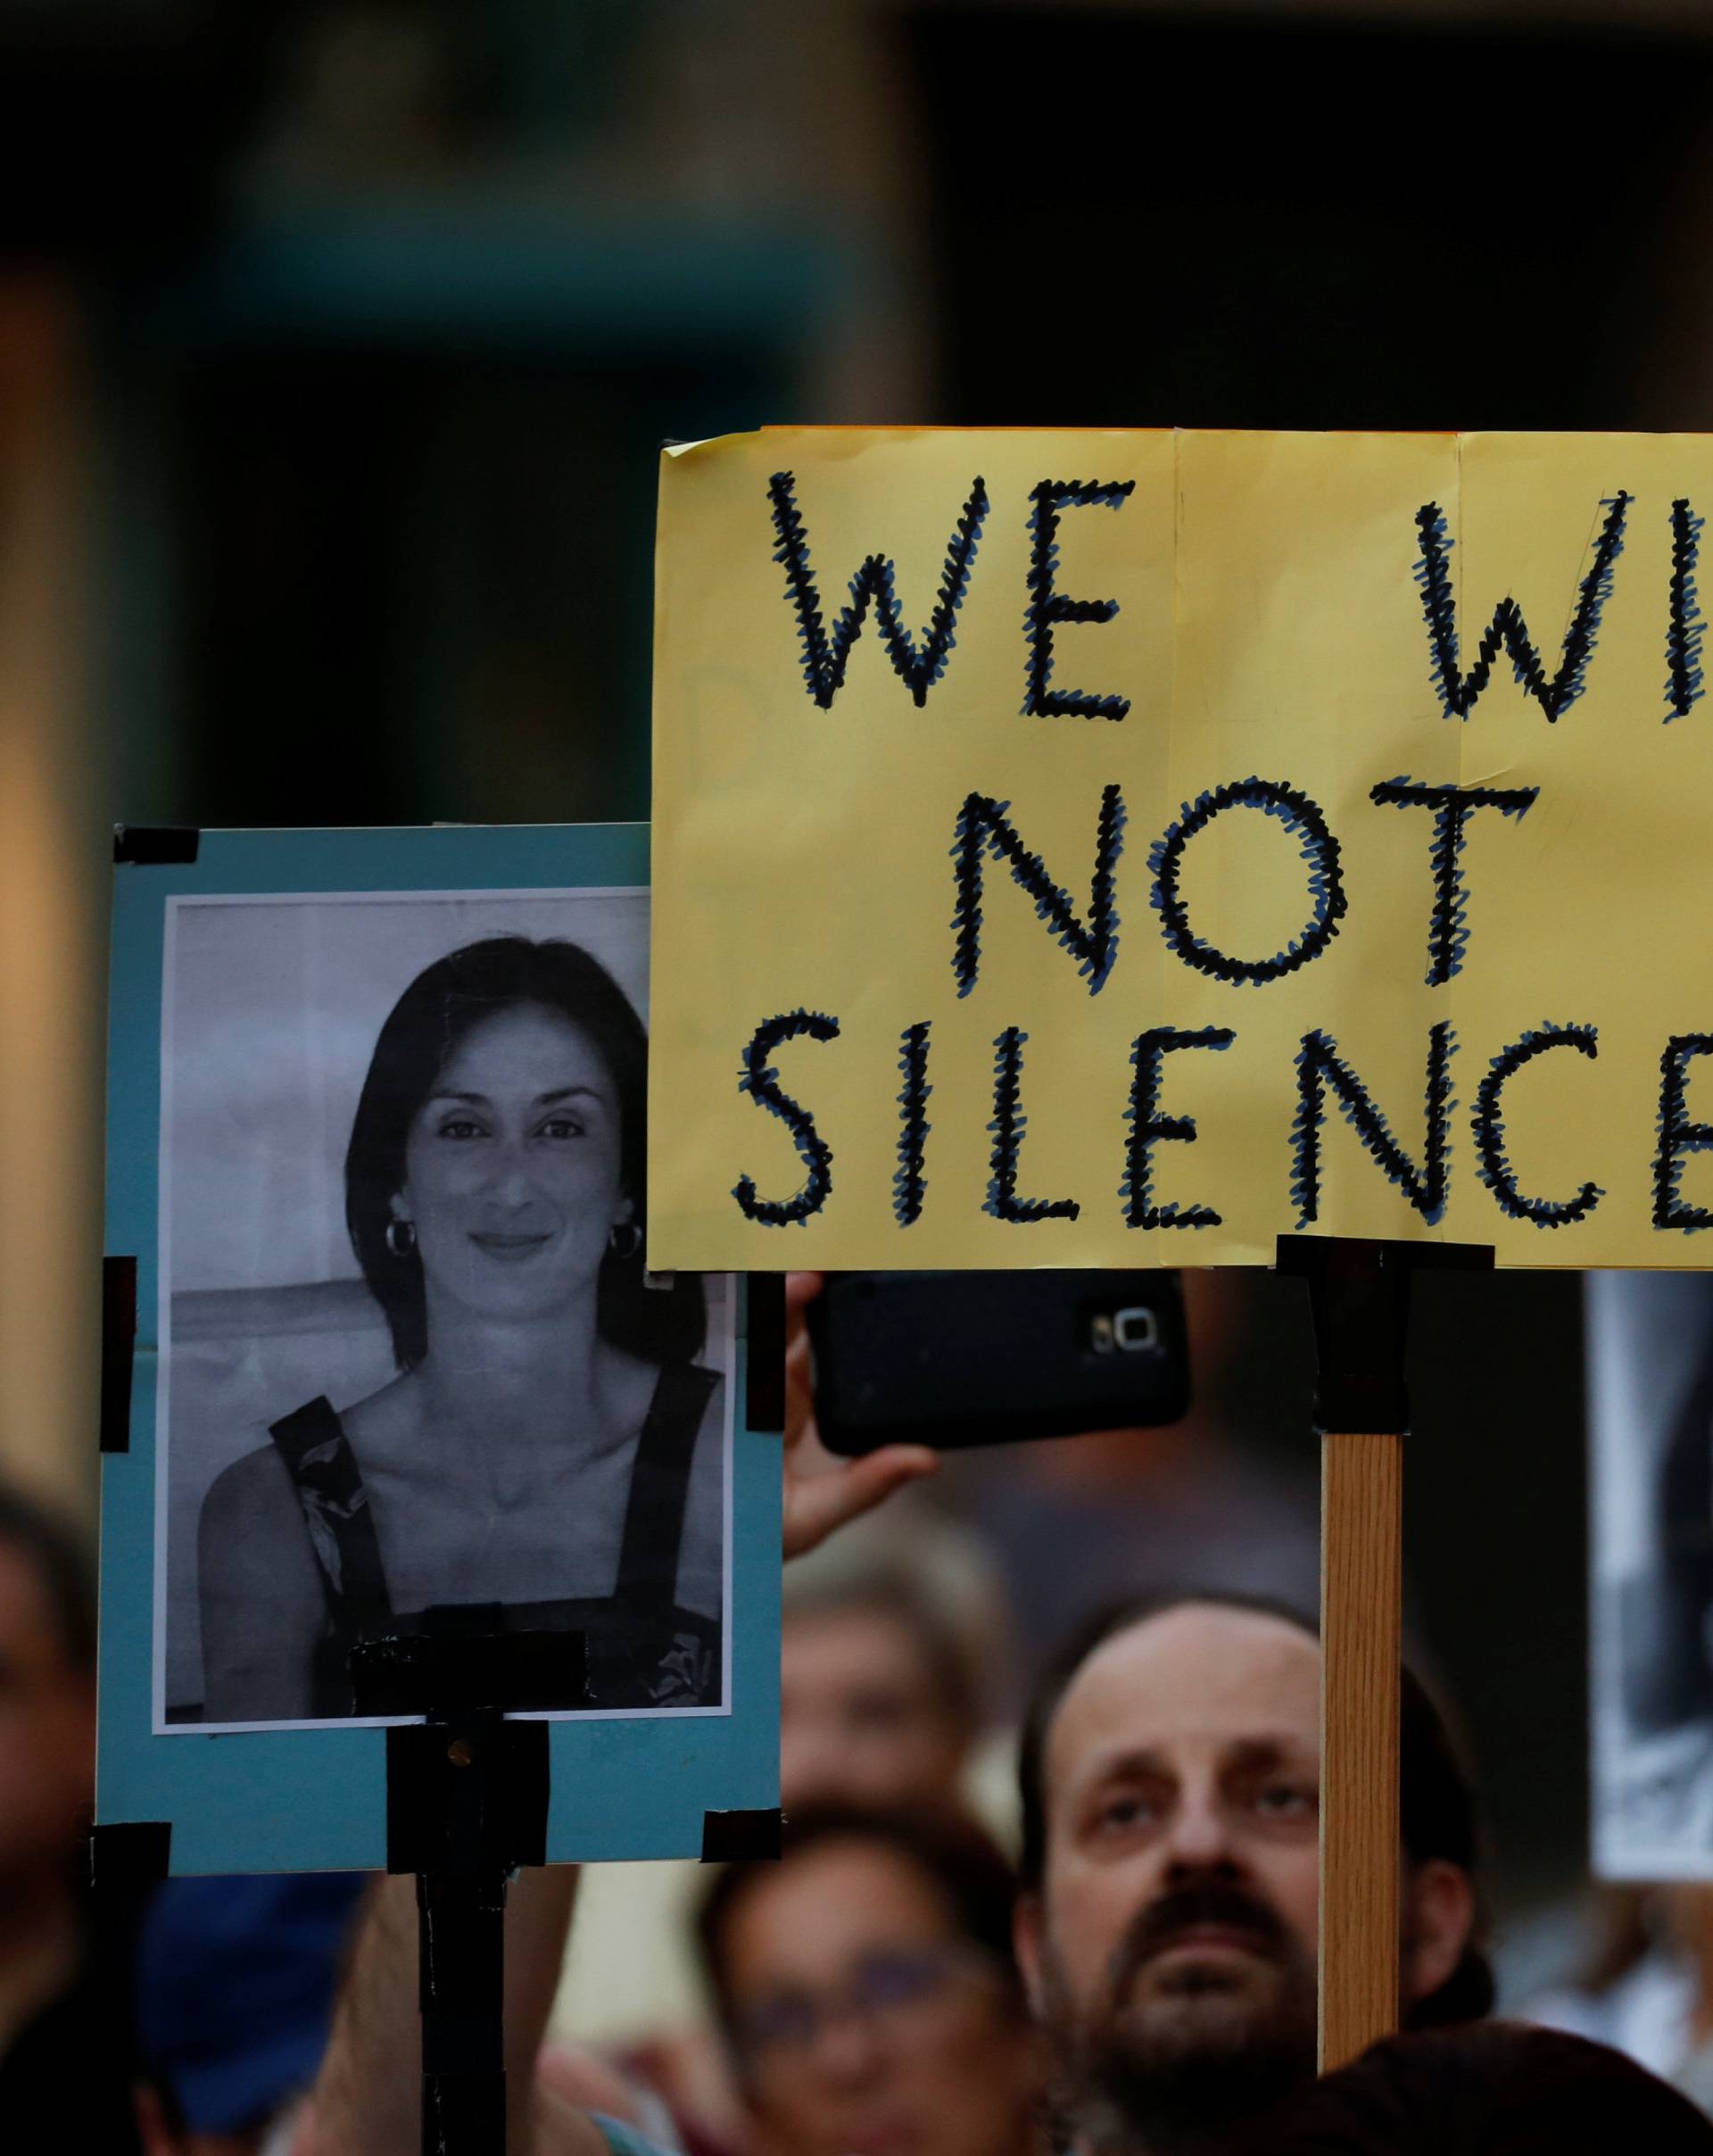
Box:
196, 936, 723, 1724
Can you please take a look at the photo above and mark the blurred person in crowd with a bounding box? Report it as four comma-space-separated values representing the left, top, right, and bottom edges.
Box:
132, 1873, 367, 2156
1014, 1593, 1489, 2156
1237, 2022, 1713, 2154
781, 1559, 982, 1814
534, 2041, 688, 2153
1515, 1883, 1670, 2069
1524, 1881, 1713, 2118
0, 1484, 138, 2146
695, 1805, 1045, 2156
554, 1544, 1007, 2151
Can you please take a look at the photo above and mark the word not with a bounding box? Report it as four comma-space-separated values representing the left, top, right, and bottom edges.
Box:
954, 775, 1537, 996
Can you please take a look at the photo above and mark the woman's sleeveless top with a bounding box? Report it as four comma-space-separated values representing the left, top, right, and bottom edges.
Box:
268, 1363, 720, 1715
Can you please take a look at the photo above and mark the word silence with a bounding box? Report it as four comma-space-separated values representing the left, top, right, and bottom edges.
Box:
648, 427, 1713, 1270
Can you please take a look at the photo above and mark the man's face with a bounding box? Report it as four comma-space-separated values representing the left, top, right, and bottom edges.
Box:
780, 1603, 967, 1813
1015, 1606, 1322, 2144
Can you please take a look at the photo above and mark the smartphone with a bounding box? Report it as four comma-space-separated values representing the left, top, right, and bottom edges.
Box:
807, 1270, 1190, 1455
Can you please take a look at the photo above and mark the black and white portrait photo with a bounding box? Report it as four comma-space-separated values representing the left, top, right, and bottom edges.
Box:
1590, 1271, 1713, 1875
153, 886, 731, 1733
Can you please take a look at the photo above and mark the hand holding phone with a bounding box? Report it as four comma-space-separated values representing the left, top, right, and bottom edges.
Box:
782, 1272, 940, 1557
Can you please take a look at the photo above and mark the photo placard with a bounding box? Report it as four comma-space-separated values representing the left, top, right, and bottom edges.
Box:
1589, 1269, 1713, 1878
98, 823, 778, 1873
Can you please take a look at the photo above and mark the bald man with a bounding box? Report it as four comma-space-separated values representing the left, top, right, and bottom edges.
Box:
1012, 1593, 1489, 2154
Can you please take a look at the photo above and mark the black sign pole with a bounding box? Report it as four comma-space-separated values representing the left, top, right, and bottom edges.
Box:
352, 1613, 572, 2156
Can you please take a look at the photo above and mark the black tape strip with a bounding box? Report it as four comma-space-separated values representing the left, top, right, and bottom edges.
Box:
1274, 1235, 1494, 1433
1419, 1241, 1494, 1273
701, 1807, 783, 1862
88, 1819, 171, 1891
385, 1717, 549, 1877
100, 1256, 137, 1455
352, 1619, 586, 1717
493, 1719, 548, 1870
1274, 1234, 1493, 1278
87, 1822, 170, 2086
113, 825, 201, 866
745, 1274, 785, 1434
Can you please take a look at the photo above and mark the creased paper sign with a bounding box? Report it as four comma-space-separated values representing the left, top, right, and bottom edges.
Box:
649, 426, 1713, 1271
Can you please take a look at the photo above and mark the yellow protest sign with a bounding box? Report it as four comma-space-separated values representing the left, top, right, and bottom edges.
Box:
648, 427, 1713, 1271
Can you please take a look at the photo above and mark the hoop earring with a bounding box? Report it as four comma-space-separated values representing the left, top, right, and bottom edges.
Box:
385, 1217, 417, 1259
608, 1220, 642, 1261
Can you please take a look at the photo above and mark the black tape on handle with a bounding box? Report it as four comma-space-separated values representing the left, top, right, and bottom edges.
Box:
89, 1819, 172, 1892
745, 1274, 786, 1434
701, 1808, 783, 1862
385, 1717, 550, 1878
100, 1256, 137, 1455
1275, 1235, 1494, 1434
87, 1820, 172, 2082
113, 825, 201, 866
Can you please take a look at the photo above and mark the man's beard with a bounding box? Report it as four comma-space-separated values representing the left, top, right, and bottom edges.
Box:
1038, 1880, 1318, 2156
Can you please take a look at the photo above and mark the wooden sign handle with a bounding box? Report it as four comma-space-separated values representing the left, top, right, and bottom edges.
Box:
1319, 1426, 1402, 2070
1278, 1234, 1488, 2076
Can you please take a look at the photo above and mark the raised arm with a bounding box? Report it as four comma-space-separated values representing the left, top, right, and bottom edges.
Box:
296, 1869, 595, 2156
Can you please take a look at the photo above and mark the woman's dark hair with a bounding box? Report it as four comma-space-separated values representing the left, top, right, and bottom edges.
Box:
1240, 2023, 1713, 2154
696, 1804, 1025, 2061
345, 935, 704, 1370
1015, 1589, 1495, 2027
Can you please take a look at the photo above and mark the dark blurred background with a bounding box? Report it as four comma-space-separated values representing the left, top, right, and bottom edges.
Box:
6, 0, 1709, 1962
